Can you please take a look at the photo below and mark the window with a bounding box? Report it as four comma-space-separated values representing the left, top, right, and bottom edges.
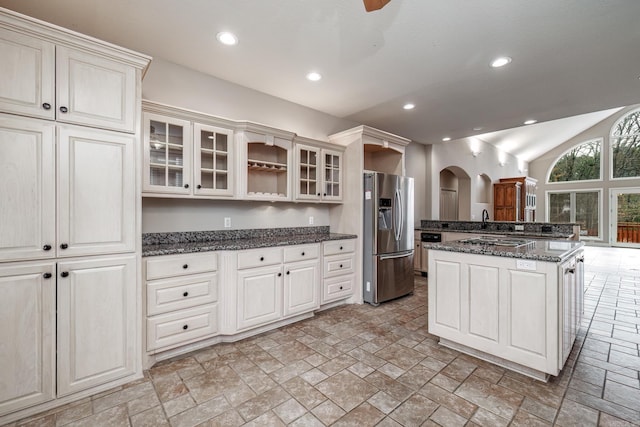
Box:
547, 190, 601, 239
547, 139, 601, 183
611, 109, 640, 179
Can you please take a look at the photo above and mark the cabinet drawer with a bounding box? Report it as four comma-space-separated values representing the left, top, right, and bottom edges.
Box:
147, 273, 218, 316
237, 247, 283, 270
147, 304, 218, 351
284, 244, 319, 263
146, 252, 217, 280
323, 239, 355, 256
323, 274, 354, 303
323, 253, 355, 278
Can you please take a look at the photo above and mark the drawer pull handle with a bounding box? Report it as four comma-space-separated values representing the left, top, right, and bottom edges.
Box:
43, 273, 52, 279
183, 264, 188, 269
183, 291, 189, 297
183, 324, 188, 330
260, 257, 264, 261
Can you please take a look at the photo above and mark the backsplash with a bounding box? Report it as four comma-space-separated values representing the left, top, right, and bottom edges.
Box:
420, 220, 579, 236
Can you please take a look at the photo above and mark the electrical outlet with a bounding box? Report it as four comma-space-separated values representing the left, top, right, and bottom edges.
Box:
309, 216, 314, 225
224, 217, 231, 228
515, 224, 524, 231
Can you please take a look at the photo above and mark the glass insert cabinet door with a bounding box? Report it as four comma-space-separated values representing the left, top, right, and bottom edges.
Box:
323, 150, 342, 200
143, 113, 192, 194
194, 123, 233, 196
297, 146, 319, 199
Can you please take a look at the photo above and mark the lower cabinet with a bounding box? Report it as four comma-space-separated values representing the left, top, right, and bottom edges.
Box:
321, 239, 356, 303
0, 255, 137, 418
57, 255, 136, 396
428, 249, 584, 378
144, 252, 219, 352
237, 264, 283, 330
0, 262, 56, 414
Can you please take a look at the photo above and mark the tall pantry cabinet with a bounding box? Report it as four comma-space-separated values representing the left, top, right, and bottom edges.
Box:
0, 8, 150, 423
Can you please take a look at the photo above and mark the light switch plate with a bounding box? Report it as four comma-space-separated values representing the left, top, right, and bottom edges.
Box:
516, 259, 537, 270
515, 225, 525, 231
224, 217, 231, 228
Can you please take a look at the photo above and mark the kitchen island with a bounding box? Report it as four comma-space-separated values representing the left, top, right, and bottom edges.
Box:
425, 237, 584, 381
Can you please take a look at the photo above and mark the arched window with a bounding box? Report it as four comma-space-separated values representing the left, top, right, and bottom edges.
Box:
611, 108, 640, 179
547, 138, 601, 183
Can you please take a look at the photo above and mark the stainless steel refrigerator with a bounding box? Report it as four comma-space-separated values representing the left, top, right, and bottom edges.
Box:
363, 172, 414, 305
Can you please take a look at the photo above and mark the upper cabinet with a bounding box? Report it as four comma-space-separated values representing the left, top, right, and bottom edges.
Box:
499, 176, 537, 222
0, 12, 148, 133
142, 101, 235, 198
294, 136, 344, 202
236, 123, 294, 201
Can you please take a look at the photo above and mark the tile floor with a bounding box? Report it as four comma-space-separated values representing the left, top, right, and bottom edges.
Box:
6, 246, 640, 427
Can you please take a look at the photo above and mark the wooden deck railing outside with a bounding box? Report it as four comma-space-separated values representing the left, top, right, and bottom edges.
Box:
617, 222, 640, 243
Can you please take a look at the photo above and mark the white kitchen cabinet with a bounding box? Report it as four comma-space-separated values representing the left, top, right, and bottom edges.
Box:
0, 22, 140, 133
56, 255, 136, 396
428, 249, 584, 379
0, 27, 54, 120
321, 239, 356, 304
283, 245, 320, 316
145, 252, 219, 352
193, 123, 233, 197
237, 264, 283, 330
143, 112, 192, 195
294, 139, 344, 203
237, 124, 294, 201
0, 117, 135, 262
0, 115, 56, 262
57, 126, 136, 257
0, 261, 55, 414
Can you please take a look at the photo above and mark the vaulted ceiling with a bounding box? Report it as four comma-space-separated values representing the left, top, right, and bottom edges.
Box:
2, 0, 639, 161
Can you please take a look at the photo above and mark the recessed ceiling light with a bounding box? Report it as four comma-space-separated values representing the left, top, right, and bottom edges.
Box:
442, 137, 451, 142
403, 103, 415, 110
490, 56, 512, 68
306, 72, 322, 82
473, 127, 483, 131
216, 31, 238, 46
523, 119, 537, 125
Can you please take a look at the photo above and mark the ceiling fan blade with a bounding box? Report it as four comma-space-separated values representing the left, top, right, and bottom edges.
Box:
363, 0, 391, 12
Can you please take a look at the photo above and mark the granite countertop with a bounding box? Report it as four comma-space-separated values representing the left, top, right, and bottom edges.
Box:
417, 228, 574, 240
142, 227, 356, 257
424, 238, 584, 262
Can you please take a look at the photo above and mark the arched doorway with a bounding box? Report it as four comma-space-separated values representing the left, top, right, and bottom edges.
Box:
439, 166, 471, 220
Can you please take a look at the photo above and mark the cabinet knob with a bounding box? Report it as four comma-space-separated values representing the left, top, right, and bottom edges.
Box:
260, 257, 264, 261
301, 252, 305, 256
197, 184, 202, 189
183, 291, 189, 297
184, 184, 189, 189
59, 106, 68, 113
43, 244, 52, 251
42, 103, 51, 110
286, 271, 290, 275
317, 193, 321, 196
339, 264, 343, 268
183, 264, 188, 269
183, 324, 188, 330
278, 272, 282, 277
43, 272, 52, 279
339, 286, 343, 290
324, 193, 327, 196
340, 246, 343, 250
61, 271, 69, 278
60, 243, 68, 250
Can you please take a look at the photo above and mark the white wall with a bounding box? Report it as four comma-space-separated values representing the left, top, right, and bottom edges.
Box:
404, 142, 428, 226
141, 58, 359, 233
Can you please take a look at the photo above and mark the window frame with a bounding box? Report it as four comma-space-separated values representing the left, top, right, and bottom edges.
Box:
609, 107, 640, 181
545, 188, 603, 241
546, 137, 603, 185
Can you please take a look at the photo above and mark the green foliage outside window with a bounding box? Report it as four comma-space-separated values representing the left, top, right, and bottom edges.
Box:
548, 139, 601, 182
611, 110, 640, 179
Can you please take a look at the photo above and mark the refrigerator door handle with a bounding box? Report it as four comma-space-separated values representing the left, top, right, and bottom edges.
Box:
394, 189, 403, 241
379, 250, 413, 261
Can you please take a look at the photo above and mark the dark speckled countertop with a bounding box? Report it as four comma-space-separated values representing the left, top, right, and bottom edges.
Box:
418, 220, 579, 240
424, 238, 584, 262
142, 226, 357, 257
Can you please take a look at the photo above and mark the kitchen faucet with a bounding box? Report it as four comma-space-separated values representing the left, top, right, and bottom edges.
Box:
481, 209, 489, 228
